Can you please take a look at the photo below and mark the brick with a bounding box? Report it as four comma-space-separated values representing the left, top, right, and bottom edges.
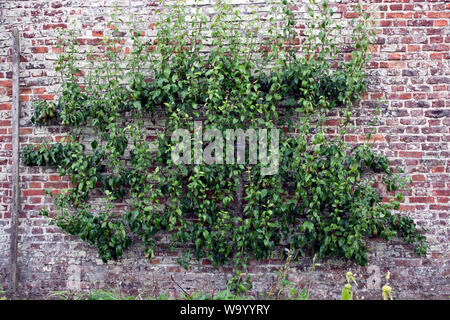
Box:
28, 182, 42, 188
409, 197, 435, 204
412, 175, 426, 182
431, 167, 445, 173
28, 197, 42, 204
33, 88, 46, 94
23, 190, 46, 196
0, 80, 12, 87
20, 128, 33, 135
430, 205, 450, 211
407, 20, 433, 27
389, 4, 402, 11
43, 23, 67, 30
0, 0, 448, 301
43, 182, 69, 188
433, 190, 450, 197
434, 20, 448, 27
407, 45, 421, 52
92, 30, 104, 37
38, 94, 55, 100
399, 151, 423, 158
430, 53, 443, 59
427, 12, 450, 19
31, 47, 49, 53
398, 205, 414, 212
386, 13, 412, 19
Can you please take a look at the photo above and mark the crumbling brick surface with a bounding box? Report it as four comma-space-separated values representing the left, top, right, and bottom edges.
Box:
0, 0, 448, 299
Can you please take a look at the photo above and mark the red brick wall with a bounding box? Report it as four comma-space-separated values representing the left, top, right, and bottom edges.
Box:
0, 0, 448, 299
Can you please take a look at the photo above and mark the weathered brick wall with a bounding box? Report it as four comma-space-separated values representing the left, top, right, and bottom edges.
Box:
0, 0, 448, 299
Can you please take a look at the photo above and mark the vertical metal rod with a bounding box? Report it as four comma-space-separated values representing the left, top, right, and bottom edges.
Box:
10, 27, 20, 297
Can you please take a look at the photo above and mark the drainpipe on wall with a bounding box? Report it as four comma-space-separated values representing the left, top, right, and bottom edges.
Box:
10, 27, 20, 298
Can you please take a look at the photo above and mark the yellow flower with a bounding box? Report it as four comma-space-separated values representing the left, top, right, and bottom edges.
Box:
382, 285, 393, 300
